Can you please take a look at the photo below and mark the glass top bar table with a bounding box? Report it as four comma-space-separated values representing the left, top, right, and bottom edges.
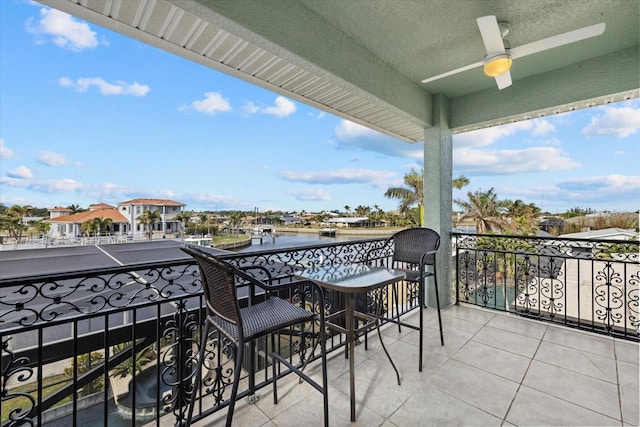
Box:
296, 264, 406, 422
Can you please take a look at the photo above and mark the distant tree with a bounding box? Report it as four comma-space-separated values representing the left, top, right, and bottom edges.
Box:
385, 168, 423, 225
228, 211, 243, 235
452, 175, 470, 190
386, 170, 471, 226
563, 206, 594, 219
67, 204, 85, 214
174, 211, 192, 236
455, 188, 507, 233
32, 221, 51, 237
81, 220, 96, 237
343, 205, 351, 216
0, 204, 32, 243
137, 209, 162, 240
64, 352, 105, 396
91, 216, 113, 236
355, 205, 370, 217
30, 207, 49, 217
109, 343, 153, 379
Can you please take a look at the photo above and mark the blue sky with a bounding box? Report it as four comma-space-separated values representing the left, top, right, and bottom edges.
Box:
1, 1, 639, 214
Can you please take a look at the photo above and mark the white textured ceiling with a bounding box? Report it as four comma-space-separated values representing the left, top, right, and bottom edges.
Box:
38, 0, 639, 142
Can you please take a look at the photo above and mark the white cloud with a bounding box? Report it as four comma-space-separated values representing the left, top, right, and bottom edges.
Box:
35, 178, 84, 192
0, 139, 16, 159
454, 146, 579, 175
183, 92, 232, 115
241, 100, 260, 115
544, 174, 640, 210
285, 188, 331, 202
582, 105, 640, 138
0, 176, 84, 193
280, 168, 396, 187
262, 96, 296, 117
454, 118, 557, 148
37, 150, 69, 166
557, 174, 640, 192
454, 121, 532, 148
531, 119, 555, 136
332, 120, 423, 160
244, 96, 297, 118
26, 7, 100, 51
335, 120, 382, 140
7, 166, 33, 179
58, 77, 150, 96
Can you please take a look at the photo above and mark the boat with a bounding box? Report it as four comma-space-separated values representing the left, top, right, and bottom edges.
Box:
183, 236, 213, 247
251, 226, 276, 237
319, 224, 337, 237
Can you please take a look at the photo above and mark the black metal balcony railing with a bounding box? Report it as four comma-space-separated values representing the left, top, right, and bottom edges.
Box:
1, 234, 638, 426
454, 233, 639, 340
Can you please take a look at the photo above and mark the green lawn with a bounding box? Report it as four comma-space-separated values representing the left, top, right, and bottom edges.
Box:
1, 374, 73, 423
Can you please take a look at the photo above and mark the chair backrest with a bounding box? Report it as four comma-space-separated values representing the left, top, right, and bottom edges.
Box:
181, 244, 242, 327
392, 227, 440, 266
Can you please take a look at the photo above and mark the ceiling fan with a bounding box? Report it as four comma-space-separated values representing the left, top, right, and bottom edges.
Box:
421, 15, 605, 90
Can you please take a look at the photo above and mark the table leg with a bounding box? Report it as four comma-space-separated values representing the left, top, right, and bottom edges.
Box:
375, 288, 401, 385
345, 293, 356, 422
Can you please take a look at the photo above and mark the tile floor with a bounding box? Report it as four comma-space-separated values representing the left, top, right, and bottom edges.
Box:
187, 304, 639, 426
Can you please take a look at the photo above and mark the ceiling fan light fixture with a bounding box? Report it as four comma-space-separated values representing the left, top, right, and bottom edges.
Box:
483, 53, 512, 77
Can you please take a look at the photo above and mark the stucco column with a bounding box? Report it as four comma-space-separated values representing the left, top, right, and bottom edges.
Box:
423, 94, 453, 307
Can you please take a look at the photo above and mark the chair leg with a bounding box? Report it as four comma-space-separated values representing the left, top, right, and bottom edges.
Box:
433, 264, 444, 346
225, 343, 244, 427
419, 277, 424, 372
393, 282, 401, 332
185, 322, 210, 426
272, 334, 278, 404
319, 316, 329, 427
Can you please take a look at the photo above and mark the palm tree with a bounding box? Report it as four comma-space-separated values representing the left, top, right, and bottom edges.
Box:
454, 188, 507, 233
386, 169, 471, 226
0, 204, 32, 243
137, 209, 162, 240
174, 211, 192, 237
91, 216, 113, 236
81, 220, 96, 237
503, 199, 541, 234
385, 168, 423, 224
109, 343, 153, 379
343, 205, 351, 216
67, 204, 85, 214
228, 211, 243, 236
32, 221, 50, 237
452, 175, 470, 190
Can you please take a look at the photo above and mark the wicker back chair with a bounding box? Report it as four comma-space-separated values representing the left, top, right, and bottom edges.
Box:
181, 244, 329, 427
389, 228, 444, 371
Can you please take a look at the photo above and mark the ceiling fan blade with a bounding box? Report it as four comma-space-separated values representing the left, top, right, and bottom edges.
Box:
495, 71, 512, 89
510, 22, 605, 59
421, 61, 483, 84
477, 15, 506, 54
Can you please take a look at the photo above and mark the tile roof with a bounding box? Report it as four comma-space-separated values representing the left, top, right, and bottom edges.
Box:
46, 208, 128, 224
89, 203, 115, 210
118, 198, 185, 207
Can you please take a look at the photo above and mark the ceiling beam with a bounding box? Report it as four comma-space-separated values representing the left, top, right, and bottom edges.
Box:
449, 47, 639, 132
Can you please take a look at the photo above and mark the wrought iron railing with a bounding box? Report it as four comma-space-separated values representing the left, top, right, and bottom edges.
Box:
2, 233, 637, 426
454, 232, 639, 340
1, 237, 403, 426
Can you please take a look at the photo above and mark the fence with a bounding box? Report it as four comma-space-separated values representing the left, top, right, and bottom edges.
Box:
454, 232, 639, 340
